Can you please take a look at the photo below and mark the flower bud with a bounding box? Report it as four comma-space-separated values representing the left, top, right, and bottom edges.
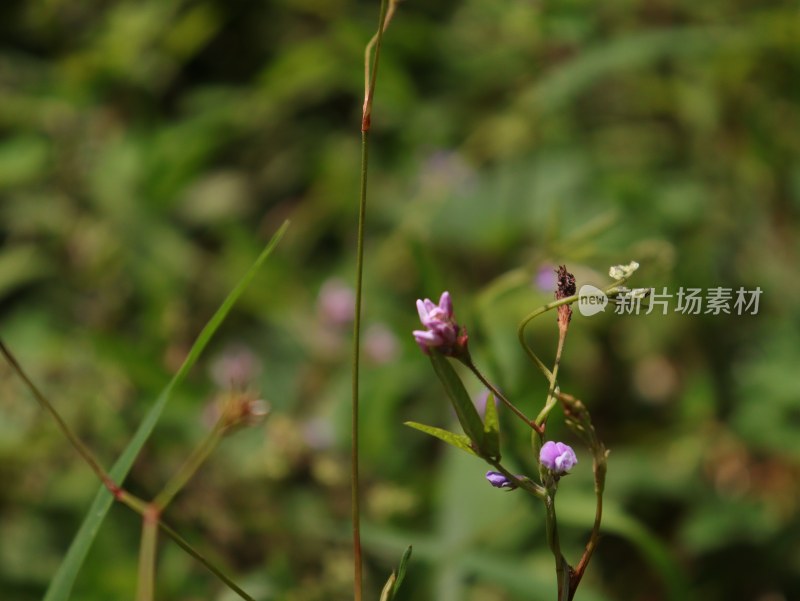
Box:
412, 291, 468, 358
485, 471, 517, 490
539, 441, 578, 475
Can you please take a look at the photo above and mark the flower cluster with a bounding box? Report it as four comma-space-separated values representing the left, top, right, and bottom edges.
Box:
410, 272, 608, 600
412, 292, 467, 356
609, 260, 640, 280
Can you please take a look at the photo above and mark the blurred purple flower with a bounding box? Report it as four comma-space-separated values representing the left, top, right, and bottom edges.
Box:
209, 344, 261, 389
364, 323, 399, 364
420, 150, 476, 197
534, 265, 556, 292
318, 278, 355, 326
539, 441, 578, 474
413, 291, 466, 355
485, 471, 517, 490
302, 416, 335, 451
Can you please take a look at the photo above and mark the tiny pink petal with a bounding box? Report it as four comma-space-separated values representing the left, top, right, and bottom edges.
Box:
438, 291, 453, 316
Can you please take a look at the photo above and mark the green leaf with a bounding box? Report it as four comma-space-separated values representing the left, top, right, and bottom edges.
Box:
392, 545, 412, 596
43, 221, 290, 601
428, 353, 485, 450
404, 422, 476, 456
379, 545, 412, 601
482, 392, 500, 460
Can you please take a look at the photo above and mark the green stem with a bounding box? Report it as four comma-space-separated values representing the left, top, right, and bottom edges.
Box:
136, 506, 160, 601
361, 0, 396, 131
534, 326, 567, 430
351, 126, 369, 601
516, 295, 575, 381
487, 460, 546, 499
353, 1, 393, 599
516, 281, 627, 381
157, 520, 257, 601
569, 437, 607, 598
544, 488, 570, 601
462, 356, 542, 435
153, 420, 227, 511
1, 340, 257, 600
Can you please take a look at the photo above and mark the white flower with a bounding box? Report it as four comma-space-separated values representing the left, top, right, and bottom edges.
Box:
609, 261, 640, 280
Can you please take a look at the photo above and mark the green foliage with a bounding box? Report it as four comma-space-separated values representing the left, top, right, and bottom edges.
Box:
44, 222, 287, 601
482, 392, 501, 461
428, 353, 487, 455
404, 422, 477, 457
379, 545, 412, 601
1, 0, 799, 599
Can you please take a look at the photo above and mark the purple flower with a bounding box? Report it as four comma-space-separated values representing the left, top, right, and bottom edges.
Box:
209, 344, 261, 389
318, 278, 355, 326
364, 323, 399, 364
539, 441, 578, 474
412, 291, 467, 355
534, 265, 556, 292
485, 471, 517, 490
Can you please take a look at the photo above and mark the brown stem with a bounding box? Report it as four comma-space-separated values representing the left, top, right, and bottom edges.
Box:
462, 356, 543, 435
569, 452, 606, 597
0, 339, 118, 493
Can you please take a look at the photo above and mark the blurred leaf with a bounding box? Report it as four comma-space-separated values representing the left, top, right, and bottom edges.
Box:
0, 135, 49, 189
680, 498, 779, 554
524, 28, 730, 115
482, 392, 500, 460
43, 221, 289, 601
732, 323, 800, 460
428, 353, 485, 453
557, 495, 690, 601
393, 545, 412, 597
362, 523, 613, 601
0, 245, 50, 300
404, 422, 476, 456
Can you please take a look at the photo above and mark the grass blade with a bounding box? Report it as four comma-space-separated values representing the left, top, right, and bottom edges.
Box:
43, 220, 289, 601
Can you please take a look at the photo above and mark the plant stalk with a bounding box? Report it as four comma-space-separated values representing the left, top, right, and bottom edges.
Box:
136, 505, 160, 601
153, 418, 227, 511
463, 356, 542, 434
352, 0, 393, 599
544, 488, 571, 601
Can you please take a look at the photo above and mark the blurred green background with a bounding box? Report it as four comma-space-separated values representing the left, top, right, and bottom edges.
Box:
1, 0, 799, 600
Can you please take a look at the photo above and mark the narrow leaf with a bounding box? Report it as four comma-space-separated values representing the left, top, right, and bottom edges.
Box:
482, 392, 500, 460
392, 545, 412, 596
405, 422, 476, 456
44, 221, 290, 601
428, 353, 485, 449
379, 544, 413, 601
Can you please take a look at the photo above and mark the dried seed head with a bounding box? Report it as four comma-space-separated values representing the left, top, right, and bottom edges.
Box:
555, 265, 576, 329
